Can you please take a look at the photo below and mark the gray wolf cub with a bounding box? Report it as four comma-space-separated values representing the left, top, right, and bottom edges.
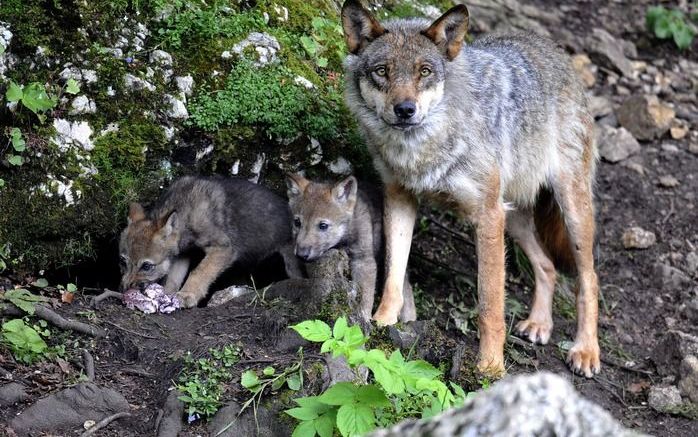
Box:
119, 176, 302, 307
286, 173, 416, 322
341, 0, 600, 377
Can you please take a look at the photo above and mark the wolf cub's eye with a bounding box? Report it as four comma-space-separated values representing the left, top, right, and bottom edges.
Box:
318, 222, 329, 231
420, 66, 432, 77
293, 217, 301, 228
140, 261, 155, 272
119, 255, 127, 266
374, 66, 387, 77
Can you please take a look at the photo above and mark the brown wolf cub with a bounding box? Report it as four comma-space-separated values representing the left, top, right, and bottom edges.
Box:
341, 0, 600, 377
286, 173, 416, 322
119, 176, 302, 307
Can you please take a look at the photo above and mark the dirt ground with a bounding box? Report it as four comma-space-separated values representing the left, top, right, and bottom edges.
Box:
2, 0, 698, 436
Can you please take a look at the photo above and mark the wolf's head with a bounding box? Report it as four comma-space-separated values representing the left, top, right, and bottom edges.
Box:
118, 203, 180, 291
341, 0, 468, 131
286, 174, 357, 262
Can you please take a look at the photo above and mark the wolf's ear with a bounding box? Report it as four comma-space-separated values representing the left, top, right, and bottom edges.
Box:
127, 202, 145, 224
286, 173, 309, 198
158, 211, 178, 238
332, 176, 358, 205
341, 0, 386, 54
422, 5, 469, 61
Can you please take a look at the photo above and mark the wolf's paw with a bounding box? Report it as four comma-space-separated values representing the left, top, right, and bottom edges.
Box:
476, 358, 506, 380
515, 318, 553, 345
566, 339, 601, 378
372, 307, 399, 326
175, 291, 201, 308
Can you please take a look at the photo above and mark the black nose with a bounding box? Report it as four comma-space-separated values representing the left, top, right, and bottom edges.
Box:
130, 281, 148, 291
296, 246, 311, 261
394, 101, 416, 119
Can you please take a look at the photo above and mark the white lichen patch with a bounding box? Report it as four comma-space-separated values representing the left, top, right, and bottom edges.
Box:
164, 94, 188, 119
308, 138, 323, 166
99, 122, 120, 136
69, 95, 97, 115
1, 22, 15, 79
60, 66, 98, 84
52, 119, 95, 152
35, 175, 81, 206
294, 76, 314, 89
175, 75, 194, 97
328, 157, 353, 175
124, 73, 156, 92
229, 32, 280, 67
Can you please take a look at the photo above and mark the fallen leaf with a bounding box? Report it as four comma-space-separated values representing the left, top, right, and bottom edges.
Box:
627, 380, 650, 394
61, 291, 75, 304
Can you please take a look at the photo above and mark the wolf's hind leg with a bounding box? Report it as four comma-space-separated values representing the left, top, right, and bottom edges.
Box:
507, 210, 557, 345
164, 256, 190, 293
555, 175, 601, 378
350, 254, 378, 321
280, 243, 304, 278
177, 247, 236, 308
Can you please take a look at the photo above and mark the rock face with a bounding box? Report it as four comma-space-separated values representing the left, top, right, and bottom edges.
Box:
617, 95, 676, 140
648, 385, 683, 413
597, 126, 640, 163
622, 226, 656, 249
679, 355, 698, 403
652, 330, 698, 376
9, 382, 129, 436
368, 372, 639, 437
0, 382, 29, 407
585, 28, 634, 77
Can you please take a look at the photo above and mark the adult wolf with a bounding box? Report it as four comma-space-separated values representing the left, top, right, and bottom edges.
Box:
341, 0, 600, 377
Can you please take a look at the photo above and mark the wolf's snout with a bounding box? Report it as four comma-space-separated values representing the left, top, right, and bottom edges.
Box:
394, 101, 416, 119
296, 245, 313, 261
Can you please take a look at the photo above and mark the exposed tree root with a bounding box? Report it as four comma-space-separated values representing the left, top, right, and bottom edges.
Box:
90, 290, 123, 308
2, 304, 106, 338
80, 412, 131, 437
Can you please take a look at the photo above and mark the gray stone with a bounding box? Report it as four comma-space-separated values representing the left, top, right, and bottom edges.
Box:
230, 32, 280, 67
617, 94, 675, 140
648, 385, 683, 413
679, 355, 698, 403
175, 75, 194, 96
9, 382, 129, 436
589, 95, 613, 119
156, 390, 184, 437
368, 372, 639, 437
652, 330, 698, 375
208, 401, 291, 437
124, 73, 155, 92
585, 28, 634, 78
621, 226, 656, 249
164, 94, 188, 119
0, 382, 28, 407
686, 251, 698, 273
654, 263, 691, 291
208, 285, 255, 307
658, 175, 680, 188
597, 126, 640, 163
149, 49, 173, 67
69, 95, 96, 115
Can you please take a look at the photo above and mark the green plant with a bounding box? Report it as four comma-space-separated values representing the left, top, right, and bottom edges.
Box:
176, 345, 242, 419
286, 317, 471, 437
1, 288, 50, 314
300, 17, 346, 69
646, 5, 696, 50
5, 81, 58, 122
5, 127, 26, 166
1, 318, 48, 363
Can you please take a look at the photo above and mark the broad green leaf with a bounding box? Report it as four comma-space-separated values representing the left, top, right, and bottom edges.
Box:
241, 370, 259, 389
317, 57, 328, 68
336, 403, 374, 437
4, 289, 49, 315
263, 366, 275, 376
654, 15, 673, 39
286, 407, 319, 421
32, 278, 49, 288
300, 36, 318, 56
271, 375, 287, 391
314, 413, 335, 437
673, 25, 695, 49
6, 81, 23, 102
10, 128, 25, 152
66, 283, 77, 293
342, 325, 366, 348
294, 396, 331, 412
7, 155, 22, 166
320, 338, 337, 354
21, 83, 57, 114
318, 382, 358, 405
403, 360, 442, 380
291, 320, 332, 342
356, 384, 390, 407
287, 373, 302, 391
292, 420, 317, 437
347, 349, 366, 366
65, 78, 81, 94
332, 316, 348, 340
1, 318, 48, 361
0, 179, 4, 188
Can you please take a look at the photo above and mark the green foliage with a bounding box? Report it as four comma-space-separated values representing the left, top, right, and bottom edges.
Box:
176, 345, 242, 418
646, 5, 696, 50
1, 318, 48, 363
300, 17, 346, 69
5, 81, 58, 122
287, 317, 472, 437
1, 288, 50, 315
189, 61, 342, 141
65, 78, 81, 95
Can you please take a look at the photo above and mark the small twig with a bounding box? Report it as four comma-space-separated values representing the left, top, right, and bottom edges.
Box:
90, 290, 123, 308
427, 217, 475, 246
600, 356, 653, 376
237, 358, 275, 366
2, 304, 106, 337
82, 349, 95, 382
104, 321, 161, 340
80, 412, 131, 437
120, 367, 155, 378
661, 197, 675, 225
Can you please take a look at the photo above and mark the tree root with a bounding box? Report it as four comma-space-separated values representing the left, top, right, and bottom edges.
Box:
90, 290, 123, 308
82, 349, 95, 382
2, 304, 106, 337
80, 412, 131, 437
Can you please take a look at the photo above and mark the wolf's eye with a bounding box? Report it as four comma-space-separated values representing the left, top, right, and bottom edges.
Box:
294, 217, 301, 228
140, 262, 155, 272
374, 66, 387, 77
420, 66, 432, 77
119, 255, 127, 266
318, 222, 329, 231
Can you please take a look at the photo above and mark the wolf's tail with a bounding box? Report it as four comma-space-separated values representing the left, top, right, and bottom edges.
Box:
533, 188, 576, 274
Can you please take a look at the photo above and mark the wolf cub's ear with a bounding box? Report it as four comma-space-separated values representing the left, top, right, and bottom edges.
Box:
332, 176, 358, 205
286, 173, 309, 198
422, 5, 469, 61
159, 211, 178, 237
128, 202, 146, 224
341, 0, 386, 54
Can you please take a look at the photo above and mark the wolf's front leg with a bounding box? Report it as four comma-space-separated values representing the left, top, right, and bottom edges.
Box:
164, 256, 190, 293
473, 194, 506, 378
176, 247, 235, 308
373, 183, 417, 326
350, 252, 378, 321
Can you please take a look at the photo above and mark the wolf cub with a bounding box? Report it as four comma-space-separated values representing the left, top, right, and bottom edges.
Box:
286, 173, 416, 322
119, 176, 302, 307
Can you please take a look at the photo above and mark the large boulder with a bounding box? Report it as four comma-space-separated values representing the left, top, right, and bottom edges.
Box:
368, 372, 640, 437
